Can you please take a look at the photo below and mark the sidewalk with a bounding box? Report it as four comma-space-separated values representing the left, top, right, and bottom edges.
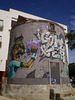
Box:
0, 96, 27, 100
0, 96, 17, 100
0, 95, 75, 100
64, 96, 75, 100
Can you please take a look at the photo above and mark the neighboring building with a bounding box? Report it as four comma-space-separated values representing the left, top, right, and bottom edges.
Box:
0, 8, 69, 85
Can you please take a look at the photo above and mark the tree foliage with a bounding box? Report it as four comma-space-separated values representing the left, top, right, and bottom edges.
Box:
65, 30, 75, 50
68, 63, 75, 79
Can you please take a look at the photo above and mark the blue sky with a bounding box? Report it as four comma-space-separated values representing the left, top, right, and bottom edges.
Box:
0, 0, 75, 63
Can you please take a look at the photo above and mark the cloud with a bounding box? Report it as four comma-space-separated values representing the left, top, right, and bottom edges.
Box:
70, 15, 75, 29
70, 26, 75, 30
70, 20, 75, 26
69, 50, 75, 63
70, 15, 75, 19
72, 10, 75, 12
31, 3, 35, 6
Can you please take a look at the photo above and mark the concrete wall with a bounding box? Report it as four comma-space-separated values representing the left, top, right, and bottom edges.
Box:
1, 78, 74, 100
7, 21, 69, 84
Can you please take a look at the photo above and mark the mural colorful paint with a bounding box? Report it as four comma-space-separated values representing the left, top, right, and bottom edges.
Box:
26, 38, 41, 55
66, 66, 69, 78
34, 27, 66, 63
7, 35, 38, 78
7, 22, 68, 84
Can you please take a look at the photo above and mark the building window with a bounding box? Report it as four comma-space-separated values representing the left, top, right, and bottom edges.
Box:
0, 20, 3, 31
50, 23, 55, 31
0, 36, 2, 48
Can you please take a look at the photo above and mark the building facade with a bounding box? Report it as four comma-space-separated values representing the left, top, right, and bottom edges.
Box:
0, 9, 69, 85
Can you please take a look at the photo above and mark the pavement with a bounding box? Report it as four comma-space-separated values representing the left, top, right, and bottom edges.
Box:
0, 96, 26, 100
0, 96, 30, 100
0, 95, 75, 100
64, 96, 75, 100
0, 86, 75, 100
0, 96, 16, 100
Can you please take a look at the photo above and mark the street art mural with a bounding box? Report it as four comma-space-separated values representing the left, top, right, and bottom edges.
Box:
7, 35, 38, 78
66, 66, 69, 78
34, 27, 66, 63
7, 22, 68, 85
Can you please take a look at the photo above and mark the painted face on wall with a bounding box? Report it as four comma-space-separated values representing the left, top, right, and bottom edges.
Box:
11, 35, 25, 60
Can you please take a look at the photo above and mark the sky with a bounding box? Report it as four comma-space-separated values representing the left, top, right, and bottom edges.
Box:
0, 0, 75, 63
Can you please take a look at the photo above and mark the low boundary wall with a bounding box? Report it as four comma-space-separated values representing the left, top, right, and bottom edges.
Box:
1, 77, 75, 100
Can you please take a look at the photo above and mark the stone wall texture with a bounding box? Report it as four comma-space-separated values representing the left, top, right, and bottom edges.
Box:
1, 78, 75, 100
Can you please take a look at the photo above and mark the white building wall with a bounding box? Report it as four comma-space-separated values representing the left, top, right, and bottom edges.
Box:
0, 10, 11, 71
9, 9, 47, 21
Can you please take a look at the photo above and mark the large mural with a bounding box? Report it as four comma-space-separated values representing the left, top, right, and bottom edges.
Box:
7, 35, 38, 78
7, 24, 67, 80
34, 27, 66, 63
